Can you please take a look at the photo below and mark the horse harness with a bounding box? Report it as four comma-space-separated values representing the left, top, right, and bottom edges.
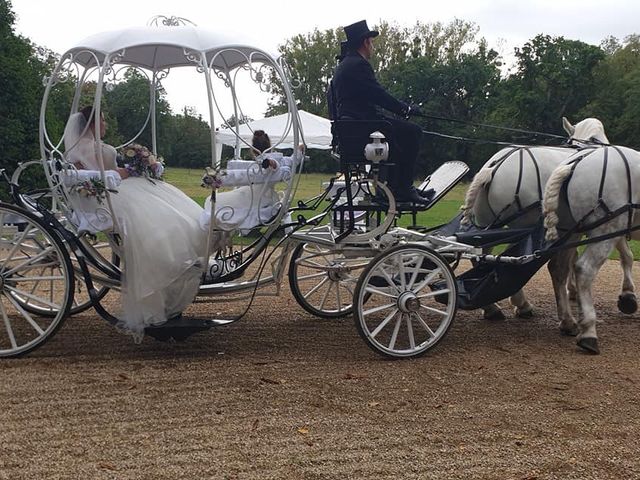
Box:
483, 146, 546, 228
561, 146, 638, 240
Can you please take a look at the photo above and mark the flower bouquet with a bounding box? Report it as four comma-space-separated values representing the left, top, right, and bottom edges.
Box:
119, 143, 165, 180
70, 177, 117, 204
201, 167, 226, 190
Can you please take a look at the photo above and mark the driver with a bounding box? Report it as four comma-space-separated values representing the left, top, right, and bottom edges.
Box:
331, 20, 432, 205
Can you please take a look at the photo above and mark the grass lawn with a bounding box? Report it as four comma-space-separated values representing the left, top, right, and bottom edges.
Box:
164, 167, 640, 259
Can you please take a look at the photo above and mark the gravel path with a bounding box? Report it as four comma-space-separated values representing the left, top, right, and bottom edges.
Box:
1, 261, 639, 479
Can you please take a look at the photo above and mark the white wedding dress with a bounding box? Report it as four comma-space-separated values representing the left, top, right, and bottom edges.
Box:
64, 115, 206, 341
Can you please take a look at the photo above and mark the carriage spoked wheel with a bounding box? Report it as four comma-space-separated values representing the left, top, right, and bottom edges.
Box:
353, 244, 457, 358
13, 236, 116, 317
288, 242, 370, 318
0, 203, 74, 357
12, 179, 114, 316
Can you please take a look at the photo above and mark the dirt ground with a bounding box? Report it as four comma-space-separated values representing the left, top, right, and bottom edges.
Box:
1, 260, 640, 480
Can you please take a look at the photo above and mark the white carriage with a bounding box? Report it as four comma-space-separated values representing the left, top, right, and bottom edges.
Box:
0, 16, 498, 359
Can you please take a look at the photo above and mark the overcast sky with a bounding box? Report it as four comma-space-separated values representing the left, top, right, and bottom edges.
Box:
11, 0, 640, 119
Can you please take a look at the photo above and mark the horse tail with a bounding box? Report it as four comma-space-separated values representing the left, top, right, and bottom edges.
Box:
461, 166, 494, 225
543, 164, 573, 241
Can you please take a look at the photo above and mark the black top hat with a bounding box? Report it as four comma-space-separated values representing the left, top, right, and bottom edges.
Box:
344, 20, 379, 48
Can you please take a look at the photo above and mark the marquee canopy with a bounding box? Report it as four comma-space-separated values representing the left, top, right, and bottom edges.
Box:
216, 110, 332, 150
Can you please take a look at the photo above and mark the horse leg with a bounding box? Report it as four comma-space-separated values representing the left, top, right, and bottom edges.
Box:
615, 238, 637, 314
548, 250, 578, 336
510, 290, 534, 318
574, 238, 618, 354
566, 248, 578, 302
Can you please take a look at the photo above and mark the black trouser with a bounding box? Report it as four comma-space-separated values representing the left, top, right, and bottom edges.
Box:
379, 117, 422, 193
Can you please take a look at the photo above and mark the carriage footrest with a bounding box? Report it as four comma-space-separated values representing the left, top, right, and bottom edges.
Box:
145, 315, 216, 342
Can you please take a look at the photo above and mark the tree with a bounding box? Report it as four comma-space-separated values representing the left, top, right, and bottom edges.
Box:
384, 39, 502, 173
489, 35, 605, 135
103, 69, 173, 154
170, 107, 212, 168
581, 35, 640, 147
0, 0, 48, 197
267, 27, 343, 117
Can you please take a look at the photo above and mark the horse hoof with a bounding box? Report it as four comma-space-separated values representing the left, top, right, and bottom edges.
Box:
617, 294, 638, 315
484, 310, 506, 321
516, 308, 534, 319
560, 325, 578, 337
577, 337, 600, 354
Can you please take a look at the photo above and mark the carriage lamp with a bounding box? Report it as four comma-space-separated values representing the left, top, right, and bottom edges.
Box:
364, 131, 389, 163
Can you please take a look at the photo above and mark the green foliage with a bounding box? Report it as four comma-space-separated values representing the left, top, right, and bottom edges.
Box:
0, 0, 50, 198
169, 107, 212, 168
490, 34, 605, 134
103, 69, 173, 152
267, 27, 344, 117
580, 35, 640, 147
381, 38, 503, 173
373, 19, 480, 70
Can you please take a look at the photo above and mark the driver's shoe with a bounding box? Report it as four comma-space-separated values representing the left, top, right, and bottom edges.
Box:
395, 187, 430, 205
417, 187, 436, 202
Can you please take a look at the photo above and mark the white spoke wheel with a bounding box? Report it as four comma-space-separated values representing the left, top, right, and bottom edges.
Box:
354, 244, 457, 358
12, 237, 115, 317
0, 204, 74, 357
12, 187, 115, 317
289, 242, 369, 318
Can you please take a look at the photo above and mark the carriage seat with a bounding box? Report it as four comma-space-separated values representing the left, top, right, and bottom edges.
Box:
61, 168, 122, 190
61, 169, 122, 233
332, 119, 393, 166
199, 152, 300, 233
220, 152, 299, 187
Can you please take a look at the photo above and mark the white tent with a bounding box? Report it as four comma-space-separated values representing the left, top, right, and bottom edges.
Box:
215, 110, 332, 151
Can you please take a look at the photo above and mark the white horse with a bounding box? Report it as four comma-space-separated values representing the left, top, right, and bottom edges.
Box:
461, 118, 636, 320
544, 145, 640, 354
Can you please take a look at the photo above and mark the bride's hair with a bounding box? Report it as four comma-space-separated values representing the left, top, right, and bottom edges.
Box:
252, 130, 271, 154
80, 105, 100, 127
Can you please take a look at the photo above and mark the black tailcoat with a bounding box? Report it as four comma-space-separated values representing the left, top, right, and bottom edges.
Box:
332, 51, 407, 120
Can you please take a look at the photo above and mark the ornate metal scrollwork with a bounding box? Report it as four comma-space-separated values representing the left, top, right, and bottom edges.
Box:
206, 248, 243, 280
154, 69, 170, 88
183, 48, 205, 73
147, 15, 197, 27
104, 49, 126, 77
278, 57, 301, 89
247, 57, 275, 93
43, 52, 76, 87
214, 68, 231, 88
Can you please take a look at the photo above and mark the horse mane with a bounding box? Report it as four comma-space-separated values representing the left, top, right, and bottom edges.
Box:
543, 164, 573, 241
460, 166, 494, 225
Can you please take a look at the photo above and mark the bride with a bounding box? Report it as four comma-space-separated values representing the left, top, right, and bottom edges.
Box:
64, 106, 207, 341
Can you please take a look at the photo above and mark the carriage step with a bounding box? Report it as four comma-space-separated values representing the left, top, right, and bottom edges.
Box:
145, 315, 216, 342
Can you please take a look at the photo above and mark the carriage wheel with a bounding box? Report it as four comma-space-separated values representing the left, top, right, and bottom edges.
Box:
354, 244, 457, 358
13, 185, 114, 316
13, 238, 115, 317
288, 242, 369, 318
0, 203, 74, 357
